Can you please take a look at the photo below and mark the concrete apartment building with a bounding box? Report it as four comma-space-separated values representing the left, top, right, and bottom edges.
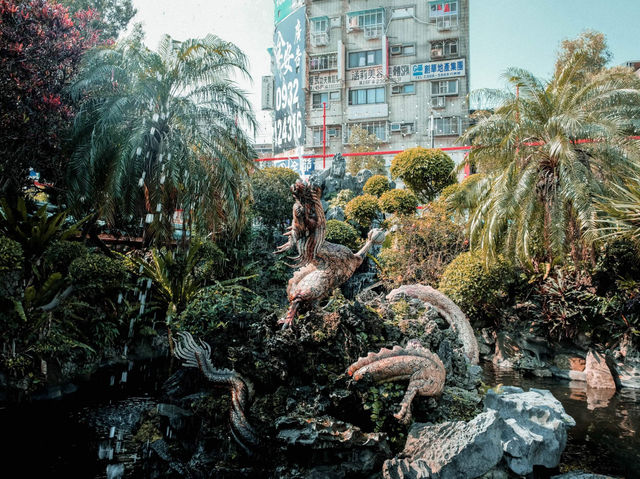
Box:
265, 0, 470, 173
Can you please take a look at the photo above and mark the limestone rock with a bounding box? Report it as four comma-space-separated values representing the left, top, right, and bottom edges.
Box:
325, 206, 345, 221
551, 472, 619, 479
382, 410, 504, 479
585, 351, 616, 390
276, 415, 390, 476
550, 367, 587, 382
611, 357, 640, 389
484, 386, 576, 475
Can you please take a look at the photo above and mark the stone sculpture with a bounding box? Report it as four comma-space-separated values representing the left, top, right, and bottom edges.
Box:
387, 284, 479, 365
348, 340, 446, 423
172, 332, 259, 454
276, 180, 385, 328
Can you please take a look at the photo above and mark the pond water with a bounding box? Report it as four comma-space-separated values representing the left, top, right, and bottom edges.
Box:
482, 363, 640, 479
1, 359, 638, 478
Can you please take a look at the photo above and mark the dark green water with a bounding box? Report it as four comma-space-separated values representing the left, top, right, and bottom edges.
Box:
1, 360, 638, 478
482, 363, 640, 479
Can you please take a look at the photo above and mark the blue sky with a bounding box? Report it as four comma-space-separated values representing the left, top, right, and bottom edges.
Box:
132, 0, 640, 141
470, 0, 640, 90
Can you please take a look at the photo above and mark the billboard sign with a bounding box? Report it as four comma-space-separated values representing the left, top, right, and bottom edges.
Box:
347, 66, 386, 87
274, 0, 304, 25
273, 5, 306, 154
411, 58, 465, 81
309, 72, 340, 91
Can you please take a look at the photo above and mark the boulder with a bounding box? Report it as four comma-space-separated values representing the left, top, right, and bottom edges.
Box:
551, 472, 619, 479
610, 357, 640, 389
585, 351, 616, 390
550, 367, 587, 382
276, 415, 390, 477
492, 332, 520, 369
484, 386, 576, 475
382, 410, 504, 479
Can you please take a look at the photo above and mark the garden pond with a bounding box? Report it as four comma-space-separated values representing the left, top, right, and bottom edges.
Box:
1, 359, 638, 478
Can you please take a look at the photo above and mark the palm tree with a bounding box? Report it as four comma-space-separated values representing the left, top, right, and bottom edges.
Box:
594, 178, 640, 243
449, 53, 640, 267
68, 31, 257, 243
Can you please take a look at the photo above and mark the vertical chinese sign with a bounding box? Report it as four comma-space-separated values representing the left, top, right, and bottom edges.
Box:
273, 4, 306, 156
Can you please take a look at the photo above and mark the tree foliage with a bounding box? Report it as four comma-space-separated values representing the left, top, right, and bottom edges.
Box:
390, 147, 455, 202
58, 0, 136, 41
0, 0, 100, 196
555, 30, 612, 78
68, 33, 257, 243
250, 167, 299, 230
347, 126, 386, 176
325, 219, 360, 251
452, 43, 640, 267
379, 200, 466, 287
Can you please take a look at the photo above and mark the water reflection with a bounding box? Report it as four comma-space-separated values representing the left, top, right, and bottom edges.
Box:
483, 363, 640, 478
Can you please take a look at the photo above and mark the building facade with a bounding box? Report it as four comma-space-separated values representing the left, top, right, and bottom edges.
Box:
265, 0, 470, 172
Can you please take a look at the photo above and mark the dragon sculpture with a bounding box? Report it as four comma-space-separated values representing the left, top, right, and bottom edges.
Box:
172, 332, 259, 454
276, 180, 385, 328
348, 339, 446, 423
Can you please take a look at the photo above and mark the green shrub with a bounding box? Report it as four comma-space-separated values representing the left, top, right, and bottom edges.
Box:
0, 236, 23, 298
325, 219, 361, 251
44, 240, 88, 274
329, 189, 357, 209
378, 189, 419, 216
177, 285, 269, 337
390, 147, 455, 201
363, 175, 391, 197
379, 201, 466, 287
69, 252, 128, 292
250, 167, 300, 230
345, 194, 380, 229
193, 240, 227, 283
439, 182, 460, 200
438, 251, 515, 323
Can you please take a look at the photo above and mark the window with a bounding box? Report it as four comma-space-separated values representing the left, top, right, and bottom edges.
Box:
312, 92, 328, 109
349, 87, 385, 105
311, 16, 328, 34
428, 1, 458, 30
347, 8, 384, 38
312, 125, 341, 146
430, 39, 458, 59
390, 43, 416, 56
431, 80, 458, 96
311, 16, 329, 46
346, 121, 387, 142
310, 53, 338, 72
391, 83, 415, 95
313, 91, 339, 108
348, 49, 382, 68
433, 116, 460, 136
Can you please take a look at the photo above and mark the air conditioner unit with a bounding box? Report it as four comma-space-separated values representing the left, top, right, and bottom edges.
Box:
327, 127, 339, 138
390, 122, 402, 132
430, 48, 444, 58
391, 85, 401, 94
311, 32, 329, 47
431, 96, 446, 108
390, 45, 403, 55
364, 25, 382, 39
401, 124, 414, 134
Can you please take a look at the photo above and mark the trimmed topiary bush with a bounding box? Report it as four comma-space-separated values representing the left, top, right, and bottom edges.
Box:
44, 240, 89, 274
378, 189, 419, 216
363, 175, 391, 197
325, 219, 361, 251
69, 252, 128, 292
250, 167, 300, 230
438, 182, 459, 200
438, 251, 515, 323
344, 194, 380, 229
390, 147, 455, 201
